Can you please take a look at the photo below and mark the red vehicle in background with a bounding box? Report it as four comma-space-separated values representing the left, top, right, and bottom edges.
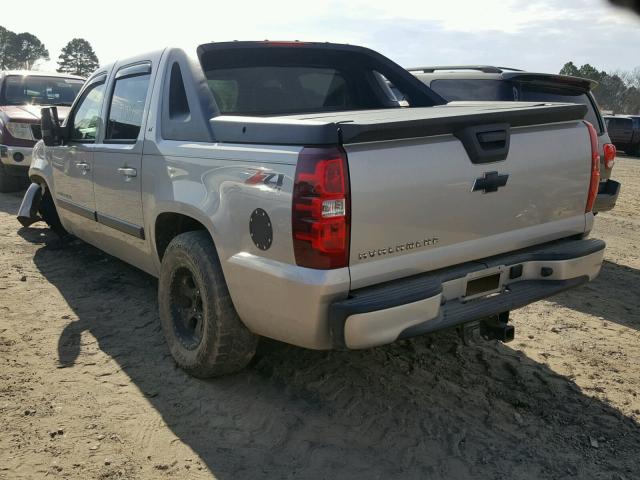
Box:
0, 71, 84, 192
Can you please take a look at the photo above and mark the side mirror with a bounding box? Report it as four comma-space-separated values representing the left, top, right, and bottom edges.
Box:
40, 107, 63, 146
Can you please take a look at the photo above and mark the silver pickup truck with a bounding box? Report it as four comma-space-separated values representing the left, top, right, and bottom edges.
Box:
18, 42, 605, 377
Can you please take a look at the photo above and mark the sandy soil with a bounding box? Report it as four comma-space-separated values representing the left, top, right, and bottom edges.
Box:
0, 156, 639, 480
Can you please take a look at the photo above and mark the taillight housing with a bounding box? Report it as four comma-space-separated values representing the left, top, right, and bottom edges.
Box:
584, 121, 600, 213
292, 146, 350, 269
603, 143, 616, 170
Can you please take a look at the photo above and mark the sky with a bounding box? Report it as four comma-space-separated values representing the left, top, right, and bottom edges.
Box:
2, 0, 640, 75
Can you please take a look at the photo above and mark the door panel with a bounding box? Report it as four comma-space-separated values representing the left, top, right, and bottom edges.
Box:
93, 66, 151, 251
93, 145, 143, 234
51, 79, 106, 233
52, 144, 94, 217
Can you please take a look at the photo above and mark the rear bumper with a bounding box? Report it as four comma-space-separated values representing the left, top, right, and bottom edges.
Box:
594, 179, 620, 213
329, 238, 605, 349
0, 144, 33, 168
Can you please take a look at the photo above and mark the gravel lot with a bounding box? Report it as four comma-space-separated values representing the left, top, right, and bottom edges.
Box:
0, 156, 639, 480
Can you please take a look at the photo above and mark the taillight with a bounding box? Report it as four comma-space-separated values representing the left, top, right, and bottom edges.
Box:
603, 143, 616, 169
292, 146, 350, 269
584, 121, 600, 213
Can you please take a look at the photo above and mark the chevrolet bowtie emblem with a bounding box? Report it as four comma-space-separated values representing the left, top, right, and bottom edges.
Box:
472, 171, 509, 193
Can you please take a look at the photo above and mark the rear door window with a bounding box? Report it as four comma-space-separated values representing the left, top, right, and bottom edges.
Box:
105, 72, 151, 142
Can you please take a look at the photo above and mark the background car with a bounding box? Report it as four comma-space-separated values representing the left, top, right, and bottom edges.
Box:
0, 71, 84, 192
604, 115, 640, 156
407, 66, 620, 212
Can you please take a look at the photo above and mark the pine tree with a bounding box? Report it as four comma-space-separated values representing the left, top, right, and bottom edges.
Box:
0, 27, 49, 69
57, 38, 99, 77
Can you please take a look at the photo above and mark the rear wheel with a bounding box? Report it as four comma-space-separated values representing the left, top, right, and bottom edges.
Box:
158, 230, 258, 377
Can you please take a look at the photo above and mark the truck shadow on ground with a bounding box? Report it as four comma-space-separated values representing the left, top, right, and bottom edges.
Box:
551, 260, 640, 331
28, 228, 640, 480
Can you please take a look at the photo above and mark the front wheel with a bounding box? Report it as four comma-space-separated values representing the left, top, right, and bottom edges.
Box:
158, 230, 258, 377
39, 187, 67, 237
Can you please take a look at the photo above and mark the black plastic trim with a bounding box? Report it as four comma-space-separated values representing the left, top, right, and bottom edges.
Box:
455, 123, 511, 164
399, 277, 588, 340
56, 197, 145, 239
210, 116, 340, 146
329, 277, 443, 348
338, 103, 586, 144
56, 197, 96, 221
329, 237, 605, 348
96, 212, 145, 239
115, 62, 152, 80
211, 103, 587, 146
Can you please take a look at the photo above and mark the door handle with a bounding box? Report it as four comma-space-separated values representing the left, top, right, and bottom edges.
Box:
75, 162, 91, 175
117, 167, 137, 179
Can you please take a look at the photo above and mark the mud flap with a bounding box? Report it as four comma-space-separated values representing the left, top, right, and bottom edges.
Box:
17, 183, 43, 228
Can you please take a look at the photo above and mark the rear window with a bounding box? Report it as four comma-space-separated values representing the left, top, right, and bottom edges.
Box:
519, 86, 602, 132
429, 79, 515, 102
206, 66, 356, 115
199, 45, 441, 115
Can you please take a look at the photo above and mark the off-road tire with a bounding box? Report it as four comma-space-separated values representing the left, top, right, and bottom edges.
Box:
38, 187, 67, 237
158, 230, 258, 377
0, 163, 27, 193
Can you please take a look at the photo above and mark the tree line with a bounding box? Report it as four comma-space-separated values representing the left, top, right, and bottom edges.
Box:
560, 62, 640, 115
0, 26, 99, 77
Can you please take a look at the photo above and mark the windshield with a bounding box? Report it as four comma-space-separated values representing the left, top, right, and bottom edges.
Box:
1, 75, 84, 107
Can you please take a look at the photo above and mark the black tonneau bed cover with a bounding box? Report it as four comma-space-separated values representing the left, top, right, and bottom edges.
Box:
210, 102, 587, 145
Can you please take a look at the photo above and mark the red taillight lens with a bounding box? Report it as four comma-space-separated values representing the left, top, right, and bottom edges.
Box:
292, 146, 350, 269
603, 143, 616, 169
584, 121, 600, 213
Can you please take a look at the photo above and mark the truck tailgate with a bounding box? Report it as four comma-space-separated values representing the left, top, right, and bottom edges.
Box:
342, 106, 592, 288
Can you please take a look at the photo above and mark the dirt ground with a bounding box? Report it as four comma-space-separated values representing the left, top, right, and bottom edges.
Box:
0, 156, 639, 480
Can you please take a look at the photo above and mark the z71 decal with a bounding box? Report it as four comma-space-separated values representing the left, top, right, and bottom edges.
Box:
245, 171, 285, 190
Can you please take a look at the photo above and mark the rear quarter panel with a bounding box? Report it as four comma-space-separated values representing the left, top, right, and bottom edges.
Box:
141, 140, 351, 349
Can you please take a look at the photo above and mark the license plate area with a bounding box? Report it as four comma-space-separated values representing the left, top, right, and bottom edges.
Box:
464, 269, 504, 300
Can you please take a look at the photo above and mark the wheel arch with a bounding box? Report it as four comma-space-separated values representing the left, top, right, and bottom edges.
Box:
153, 209, 217, 263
